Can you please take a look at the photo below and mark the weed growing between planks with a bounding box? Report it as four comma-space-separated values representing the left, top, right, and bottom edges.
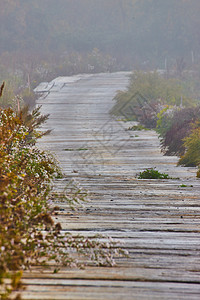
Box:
127, 124, 149, 131
137, 168, 170, 179
0, 105, 127, 299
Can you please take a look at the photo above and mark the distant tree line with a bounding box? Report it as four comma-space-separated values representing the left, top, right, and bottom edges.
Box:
1, 0, 200, 68
1, 0, 200, 107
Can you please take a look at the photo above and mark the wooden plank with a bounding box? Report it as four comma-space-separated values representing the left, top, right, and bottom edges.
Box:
19, 72, 200, 299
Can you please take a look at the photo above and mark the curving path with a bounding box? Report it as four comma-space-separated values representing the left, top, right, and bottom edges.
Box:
22, 72, 200, 299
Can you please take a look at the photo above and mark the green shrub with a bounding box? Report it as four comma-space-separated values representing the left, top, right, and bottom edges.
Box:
156, 105, 178, 137
127, 124, 148, 131
137, 168, 170, 179
178, 126, 200, 167
110, 71, 192, 127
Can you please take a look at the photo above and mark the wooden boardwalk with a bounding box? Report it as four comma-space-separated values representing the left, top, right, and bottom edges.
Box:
22, 72, 200, 299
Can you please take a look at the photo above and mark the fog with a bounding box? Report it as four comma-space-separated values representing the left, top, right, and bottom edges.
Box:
0, 0, 199, 73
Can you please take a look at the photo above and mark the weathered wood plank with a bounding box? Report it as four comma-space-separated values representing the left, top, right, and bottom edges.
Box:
20, 72, 200, 299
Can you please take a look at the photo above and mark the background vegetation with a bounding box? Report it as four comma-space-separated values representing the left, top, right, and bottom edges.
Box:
1, 0, 200, 108
1, 0, 200, 69
111, 71, 200, 176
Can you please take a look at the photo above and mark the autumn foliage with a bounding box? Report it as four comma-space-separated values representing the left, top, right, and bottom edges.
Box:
159, 107, 200, 156
0, 84, 126, 299
0, 106, 61, 299
112, 72, 200, 176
